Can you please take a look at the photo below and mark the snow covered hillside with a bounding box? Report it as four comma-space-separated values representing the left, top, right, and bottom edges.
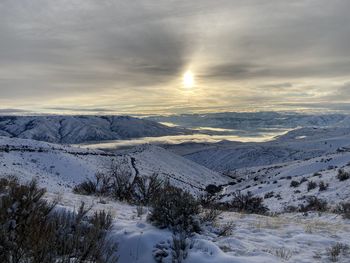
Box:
167, 126, 350, 172
147, 112, 350, 131
0, 136, 225, 194
0, 115, 188, 144
215, 149, 350, 212
1, 134, 350, 263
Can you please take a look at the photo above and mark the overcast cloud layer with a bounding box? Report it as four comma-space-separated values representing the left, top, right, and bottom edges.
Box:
1, 0, 350, 114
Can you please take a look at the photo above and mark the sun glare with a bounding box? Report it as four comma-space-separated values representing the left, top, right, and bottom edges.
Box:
183, 70, 194, 88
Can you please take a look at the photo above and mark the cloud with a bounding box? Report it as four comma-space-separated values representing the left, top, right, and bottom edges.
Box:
0, 108, 30, 115
1, 0, 350, 113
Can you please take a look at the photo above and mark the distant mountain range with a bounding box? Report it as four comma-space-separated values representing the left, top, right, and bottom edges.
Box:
0, 115, 188, 144
166, 126, 350, 172
147, 112, 350, 134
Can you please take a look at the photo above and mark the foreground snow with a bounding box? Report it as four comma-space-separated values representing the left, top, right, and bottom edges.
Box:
47, 192, 350, 263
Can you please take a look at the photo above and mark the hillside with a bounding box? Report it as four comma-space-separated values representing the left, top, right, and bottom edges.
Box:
168, 127, 350, 172
218, 150, 350, 211
1, 135, 350, 263
0, 136, 225, 194
0, 115, 188, 144
147, 112, 350, 131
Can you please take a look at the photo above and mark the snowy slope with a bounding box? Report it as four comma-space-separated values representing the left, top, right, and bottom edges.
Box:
219, 151, 350, 211
46, 191, 350, 263
174, 127, 350, 172
0, 137, 225, 194
0, 115, 188, 144
124, 145, 228, 193
147, 112, 350, 131
1, 136, 350, 262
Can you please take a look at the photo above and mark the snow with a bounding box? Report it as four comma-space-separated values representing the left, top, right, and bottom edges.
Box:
216, 149, 350, 212
166, 126, 350, 172
45, 192, 350, 263
1, 116, 350, 262
0, 115, 187, 143
0, 136, 226, 194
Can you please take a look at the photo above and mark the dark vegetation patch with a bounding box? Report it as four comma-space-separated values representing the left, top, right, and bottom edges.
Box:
0, 177, 118, 263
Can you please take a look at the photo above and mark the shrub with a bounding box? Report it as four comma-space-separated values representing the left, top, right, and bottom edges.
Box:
148, 184, 201, 233
0, 178, 118, 263
133, 173, 163, 205
200, 207, 222, 225
335, 202, 350, 219
264, 191, 274, 199
284, 205, 299, 213
337, 169, 350, 181
74, 164, 136, 203
290, 180, 300, 188
200, 191, 220, 208
313, 172, 322, 177
217, 221, 235, 237
205, 184, 222, 195
153, 233, 193, 263
318, 181, 328, 191
326, 243, 349, 262
307, 181, 317, 191
300, 196, 328, 212
271, 247, 293, 261
300, 177, 308, 184
171, 233, 192, 263
49, 203, 117, 262
109, 165, 134, 202
73, 172, 112, 195
227, 191, 268, 215
74, 178, 98, 195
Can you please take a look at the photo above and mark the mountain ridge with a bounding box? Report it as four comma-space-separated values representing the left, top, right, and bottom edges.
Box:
0, 115, 188, 144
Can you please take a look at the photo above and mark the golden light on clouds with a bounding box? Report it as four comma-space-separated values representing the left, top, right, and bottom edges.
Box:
183, 70, 194, 88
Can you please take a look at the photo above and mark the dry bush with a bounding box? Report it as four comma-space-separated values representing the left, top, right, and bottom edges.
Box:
337, 169, 350, 181
74, 164, 135, 203
153, 232, 193, 263
133, 173, 163, 205
335, 202, 350, 219
200, 207, 222, 225
264, 191, 274, 199
171, 232, 192, 263
73, 178, 98, 195
318, 181, 329, 191
307, 181, 317, 191
326, 243, 349, 262
148, 183, 201, 233
199, 191, 220, 208
290, 180, 300, 188
0, 178, 118, 263
73, 172, 111, 195
0, 178, 56, 263
300, 196, 328, 212
217, 221, 235, 237
109, 164, 134, 202
225, 191, 268, 215
271, 247, 293, 261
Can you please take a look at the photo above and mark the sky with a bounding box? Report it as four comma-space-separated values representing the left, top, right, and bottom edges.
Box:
1, 0, 350, 115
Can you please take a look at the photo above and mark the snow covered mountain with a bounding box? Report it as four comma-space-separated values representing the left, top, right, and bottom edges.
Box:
0, 115, 188, 144
147, 112, 350, 132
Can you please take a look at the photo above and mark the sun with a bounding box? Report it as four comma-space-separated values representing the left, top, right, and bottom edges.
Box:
183, 70, 194, 88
